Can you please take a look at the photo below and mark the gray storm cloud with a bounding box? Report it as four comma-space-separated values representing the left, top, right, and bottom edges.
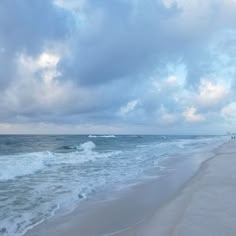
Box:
0, 0, 72, 87
0, 0, 236, 134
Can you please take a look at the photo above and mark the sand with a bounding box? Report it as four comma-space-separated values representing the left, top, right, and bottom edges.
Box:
25, 140, 236, 236
127, 140, 236, 236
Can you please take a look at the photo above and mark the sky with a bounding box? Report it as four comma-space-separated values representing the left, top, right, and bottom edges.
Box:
0, 0, 236, 134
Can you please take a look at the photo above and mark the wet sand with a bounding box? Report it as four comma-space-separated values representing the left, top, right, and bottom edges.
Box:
24, 141, 234, 236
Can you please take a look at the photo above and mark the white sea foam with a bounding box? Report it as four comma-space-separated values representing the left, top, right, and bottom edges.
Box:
0, 141, 122, 181
0, 152, 51, 181
0, 135, 228, 236
79, 141, 96, 151
0, 203, 60, 236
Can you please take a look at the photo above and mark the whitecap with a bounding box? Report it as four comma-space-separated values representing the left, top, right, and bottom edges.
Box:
88, 135, 116, 138
0, 152, 53, 181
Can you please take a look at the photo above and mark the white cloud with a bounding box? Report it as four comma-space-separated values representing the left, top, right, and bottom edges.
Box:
159, 105, 177, 124
119, 99, 140, 116
196, 80, 229, 108
221, 102, 236, 123
151, 74, 185, 93
0, 51, 76, 116
162, 0, 176, 8
162, 0, 215, 33
166, 75, 178, 86
19, 52, 61, 83
183, 107, 205, 123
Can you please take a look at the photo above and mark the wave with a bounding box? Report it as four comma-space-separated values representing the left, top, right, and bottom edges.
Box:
1, 202, 60, 236
88, 135, 116, 138
57, 145, 78, 150
78, 141, 96, 151
0, 152, 51, 181
0, 141, 122, 182
0, 135, 227, 236
58, 141, 96, 152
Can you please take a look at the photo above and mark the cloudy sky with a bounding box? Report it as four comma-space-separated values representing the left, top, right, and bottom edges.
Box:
0, 0, 236, 134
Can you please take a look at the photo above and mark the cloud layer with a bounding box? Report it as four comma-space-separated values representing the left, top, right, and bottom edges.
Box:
1, 0, 236, 134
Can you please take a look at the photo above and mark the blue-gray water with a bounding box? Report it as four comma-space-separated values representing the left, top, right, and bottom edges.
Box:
0, 135, 227, 236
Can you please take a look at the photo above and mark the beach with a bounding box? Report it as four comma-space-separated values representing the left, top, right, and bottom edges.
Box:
23, 139, 235, 236
134, 140, 236, 236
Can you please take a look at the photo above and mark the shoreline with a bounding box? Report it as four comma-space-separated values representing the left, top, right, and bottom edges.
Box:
23, 141, 228, 236
128, 140, 236, 235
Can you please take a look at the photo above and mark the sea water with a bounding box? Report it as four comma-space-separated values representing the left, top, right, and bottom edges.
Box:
0, 135, 227, 236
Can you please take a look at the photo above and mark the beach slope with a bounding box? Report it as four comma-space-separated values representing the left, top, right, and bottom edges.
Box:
24, 140, 235, 236
131, 141, 236, 236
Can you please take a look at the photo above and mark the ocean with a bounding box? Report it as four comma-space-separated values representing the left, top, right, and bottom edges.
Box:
0, 135, 227, 236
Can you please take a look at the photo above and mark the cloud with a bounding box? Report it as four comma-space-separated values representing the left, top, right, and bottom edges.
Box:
183, 107, 206, 123
166, 76, 178, 86
1, 0, 236, 133
0, 51, 74, 118
0, 0, 73, 88
221, 103, 236, 123
19, 52, 61, 81
159, 105, 178, 125
118, 99, 140, 116
57, 0, 182, 86
196, 80, 229, 108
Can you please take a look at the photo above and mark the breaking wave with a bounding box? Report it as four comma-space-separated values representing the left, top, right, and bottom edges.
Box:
0, 141, 117, 181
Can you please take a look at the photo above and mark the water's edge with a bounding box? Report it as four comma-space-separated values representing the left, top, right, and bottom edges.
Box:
23, 139, 228, 236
